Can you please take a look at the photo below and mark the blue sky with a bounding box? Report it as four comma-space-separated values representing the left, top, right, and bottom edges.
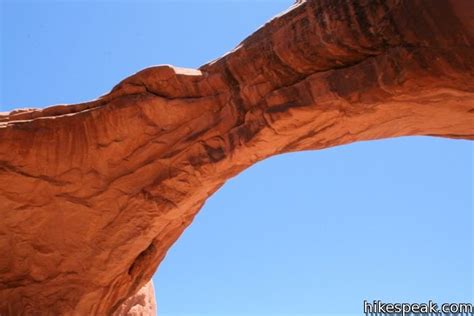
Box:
1, 1, 472, 315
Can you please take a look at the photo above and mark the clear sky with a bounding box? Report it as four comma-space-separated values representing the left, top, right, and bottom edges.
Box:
1, 1, 473, 315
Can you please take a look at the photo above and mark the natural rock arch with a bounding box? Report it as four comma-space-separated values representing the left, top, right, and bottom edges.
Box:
0, 0, 473, 314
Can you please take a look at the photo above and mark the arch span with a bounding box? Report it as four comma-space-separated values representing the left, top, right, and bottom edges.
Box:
0, 0, 473, 314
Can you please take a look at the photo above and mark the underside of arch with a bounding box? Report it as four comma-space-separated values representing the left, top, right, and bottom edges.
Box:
0, 0, 473, 314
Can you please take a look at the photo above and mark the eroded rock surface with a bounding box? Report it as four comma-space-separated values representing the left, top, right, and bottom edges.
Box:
1, 0, 473, 314
112, 281, 156, 316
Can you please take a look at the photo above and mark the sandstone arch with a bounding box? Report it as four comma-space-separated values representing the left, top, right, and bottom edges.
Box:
0, 0, 473, 314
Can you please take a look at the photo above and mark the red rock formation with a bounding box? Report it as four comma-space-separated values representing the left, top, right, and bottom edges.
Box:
0, 0, 473, 314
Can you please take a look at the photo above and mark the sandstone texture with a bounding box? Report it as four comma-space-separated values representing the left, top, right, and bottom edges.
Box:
1, 0, 473, 314
112, 281, 156, 316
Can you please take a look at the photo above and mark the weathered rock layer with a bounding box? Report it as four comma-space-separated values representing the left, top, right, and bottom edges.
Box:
1, 0, 473, 314
112, 281, 156, 316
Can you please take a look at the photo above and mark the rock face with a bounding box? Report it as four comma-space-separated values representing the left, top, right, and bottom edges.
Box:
112, 281, 156, 316
0, 0, 473, 314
